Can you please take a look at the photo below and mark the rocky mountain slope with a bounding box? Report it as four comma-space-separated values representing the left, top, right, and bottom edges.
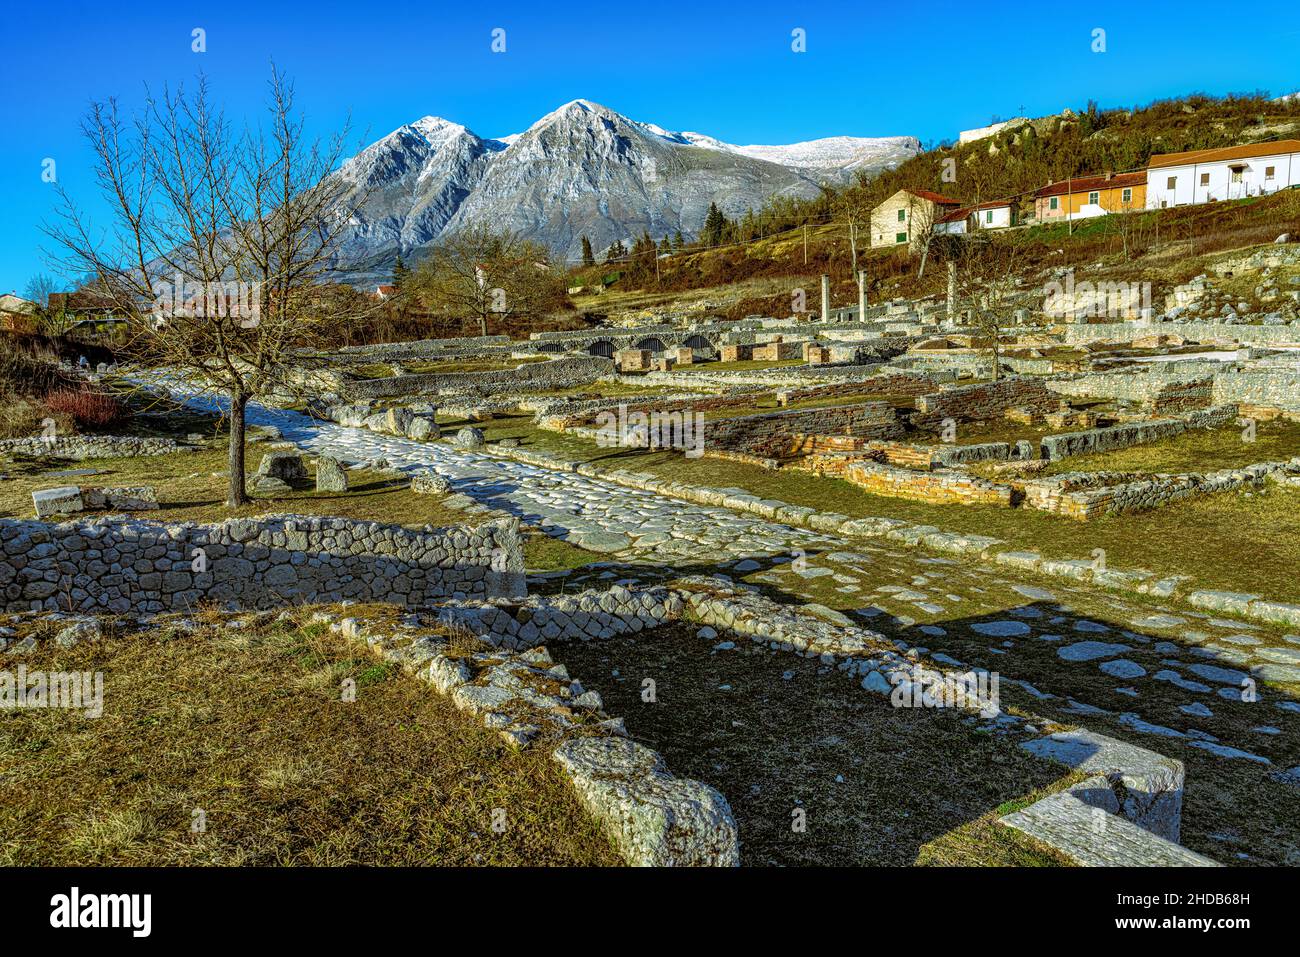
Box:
333, 99, 917, 282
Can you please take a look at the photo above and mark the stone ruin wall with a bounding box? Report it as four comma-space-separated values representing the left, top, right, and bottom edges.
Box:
339, 356, 615, 401
1039, 405, 1239, 461
1023, 463, 1290, 520
1063, 322, 1300, 347
0, 513, 525, 615
705, 402, 905, 459
911, 376, 1059, 430
0, 436, 184, 460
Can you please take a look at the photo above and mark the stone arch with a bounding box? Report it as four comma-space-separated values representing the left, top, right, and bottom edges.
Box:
682, 334, 714, 355
587, 339, 616, 358
635, 337, 668, 354
535, 342, 566, 353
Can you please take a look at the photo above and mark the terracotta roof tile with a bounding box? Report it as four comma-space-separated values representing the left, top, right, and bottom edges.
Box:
1147, 139, 1300, 169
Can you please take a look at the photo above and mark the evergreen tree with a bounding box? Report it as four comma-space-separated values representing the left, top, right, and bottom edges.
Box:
659, 235, 672, 255
672, 230, 685, 251
702, 202, 727, 247
580, 235, 595, 267
392, 253, 409, 289
604, 239, 627, 263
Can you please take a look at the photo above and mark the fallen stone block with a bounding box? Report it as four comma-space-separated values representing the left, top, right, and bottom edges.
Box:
32, 486, 84, 519
453, 427, 486, 449
256, 450, 307, 484
1022, 729, 1188, 841
1000, 776, 1218, 867
553, 736, 739, 867
315, 455, 348, 492
81, 486, 159, 511
412, 474, 453, 496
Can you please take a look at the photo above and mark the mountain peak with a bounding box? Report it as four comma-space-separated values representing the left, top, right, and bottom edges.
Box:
330, 101, 918, 283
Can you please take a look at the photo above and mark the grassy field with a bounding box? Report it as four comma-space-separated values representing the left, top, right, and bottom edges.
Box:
0, 612, 622, 866
1033, 420, 1300, 477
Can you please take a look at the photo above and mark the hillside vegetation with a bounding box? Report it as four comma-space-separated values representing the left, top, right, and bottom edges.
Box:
568, 92, 1300, 319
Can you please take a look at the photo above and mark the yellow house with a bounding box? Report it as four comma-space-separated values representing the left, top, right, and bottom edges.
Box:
1033, 171, 1147, 221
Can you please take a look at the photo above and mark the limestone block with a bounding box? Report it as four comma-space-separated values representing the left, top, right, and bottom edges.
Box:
33, 486, 84, 519
553, 736, 739, 867
315, 456, 349, 492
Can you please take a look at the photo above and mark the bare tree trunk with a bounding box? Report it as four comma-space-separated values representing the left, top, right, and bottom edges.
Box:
228, 390, 250, 508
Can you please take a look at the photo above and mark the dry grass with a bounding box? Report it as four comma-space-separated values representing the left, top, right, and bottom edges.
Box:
0, 613, 622, 866
554, 622, 1076, 866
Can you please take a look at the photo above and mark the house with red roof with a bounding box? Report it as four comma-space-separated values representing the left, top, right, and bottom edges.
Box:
1033, 171, 1146, 222
870, 188, 962, 250
934, 199, 1020, 234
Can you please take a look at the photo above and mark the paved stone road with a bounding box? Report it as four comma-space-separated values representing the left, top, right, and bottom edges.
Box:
190, 395, 838, 564
165, 388, 1297, 778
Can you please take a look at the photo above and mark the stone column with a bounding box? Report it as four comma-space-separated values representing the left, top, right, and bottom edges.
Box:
857, 269, 867, 322
820, 274, 831, 322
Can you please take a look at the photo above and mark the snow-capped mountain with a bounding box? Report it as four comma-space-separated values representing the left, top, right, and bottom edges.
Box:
676, 131, 920, 178
331, 99, 918, 281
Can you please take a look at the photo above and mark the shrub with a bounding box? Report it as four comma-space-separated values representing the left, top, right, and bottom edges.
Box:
0, 335, 63, 397
43, 388, 129, 430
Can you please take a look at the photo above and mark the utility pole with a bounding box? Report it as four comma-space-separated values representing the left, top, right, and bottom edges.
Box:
804, 225, 809, 266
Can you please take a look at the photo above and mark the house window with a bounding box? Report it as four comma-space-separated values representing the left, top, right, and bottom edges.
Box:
897, 208, 906, 222
1266, 166, 1276, 180
1167, 176, 1177, 190
1200, 172, 1210, 186
1121, 188, 1132, 203
895, 232, 908, 244
1049, 197, 1059, 211
1231, 168, 1243, 184
985, 210, 994, 223
1088, 191, 1100, 205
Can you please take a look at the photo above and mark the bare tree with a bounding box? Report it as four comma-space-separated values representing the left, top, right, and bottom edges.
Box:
839, 178, 874, 276
910, 194, 943, 280
948, 236, 1024, 381
22, 274, 58, 309
45, 68, 370, 507
407, 224, 567, 336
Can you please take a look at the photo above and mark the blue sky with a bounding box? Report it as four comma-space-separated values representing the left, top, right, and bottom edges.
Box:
1, 0, 1297, 292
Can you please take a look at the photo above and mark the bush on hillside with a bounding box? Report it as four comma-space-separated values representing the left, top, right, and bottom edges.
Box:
43, 387, 130, 430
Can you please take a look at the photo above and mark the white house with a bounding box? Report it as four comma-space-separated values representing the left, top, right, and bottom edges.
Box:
1145, 139, 1300, 209
934, 200, 1018, 234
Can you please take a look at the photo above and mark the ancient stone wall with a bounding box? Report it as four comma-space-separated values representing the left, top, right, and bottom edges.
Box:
844, 462, 1014, 506
1062, 322, 1300, 346
1022, 462, 1290, 520
912, 376, 1058, 429
340, 356, 614, 400
704, 402, 904, 456
0, 514, 524, 614
0, 436, 184, 460
1039, 405, 1238, 461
